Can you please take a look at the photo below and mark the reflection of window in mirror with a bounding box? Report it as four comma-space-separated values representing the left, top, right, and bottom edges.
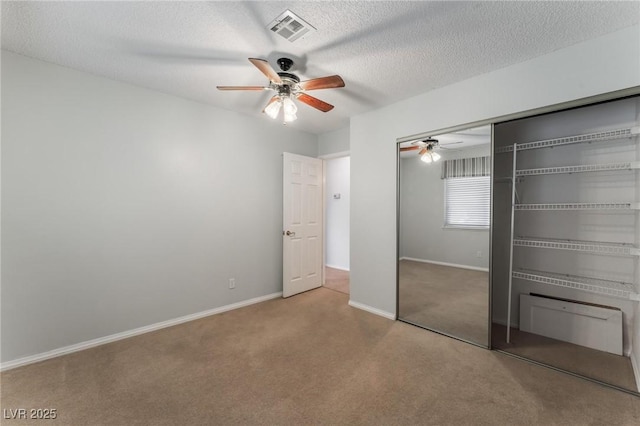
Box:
443, 157, 490, 229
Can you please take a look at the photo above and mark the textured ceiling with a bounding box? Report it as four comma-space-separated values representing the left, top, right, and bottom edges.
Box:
2, 1, 639, 135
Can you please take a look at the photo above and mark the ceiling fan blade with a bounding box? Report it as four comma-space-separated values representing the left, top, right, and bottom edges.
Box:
216, 86, 267, 91
299, 75, 345, 91
440, 141, 463, 145
249, 58, 282, 84
400, 146, 420, 152
297, 93, 334, 112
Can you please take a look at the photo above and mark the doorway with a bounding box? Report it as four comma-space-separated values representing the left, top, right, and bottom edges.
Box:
323, 155, 350, 295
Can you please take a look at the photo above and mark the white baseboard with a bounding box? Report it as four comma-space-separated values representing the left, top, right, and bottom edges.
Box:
400, 257, 489, 273
326, 264, 350, 272
631, 351, 640, 392
348, 300, 396, 320
0, 292, 282, 372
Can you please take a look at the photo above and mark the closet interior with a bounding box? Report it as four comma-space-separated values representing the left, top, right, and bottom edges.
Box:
491, 95, 640, 393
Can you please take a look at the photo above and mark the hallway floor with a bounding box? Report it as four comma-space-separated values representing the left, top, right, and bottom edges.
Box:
324, 267, 349, 294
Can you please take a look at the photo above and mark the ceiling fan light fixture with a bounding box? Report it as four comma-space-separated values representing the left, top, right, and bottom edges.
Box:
282, 97, 297, 115
417, 142, 441, 164
283, 97, 298, 123
284, 110, 297, 123
264, 99, 282, 119
420, 153, 433, 163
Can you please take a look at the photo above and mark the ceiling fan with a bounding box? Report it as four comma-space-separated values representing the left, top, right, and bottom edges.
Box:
217, 57, 345, 124
400, 137, 462, 163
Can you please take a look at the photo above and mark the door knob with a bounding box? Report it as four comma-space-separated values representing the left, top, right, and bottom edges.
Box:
285, 230, 296, 237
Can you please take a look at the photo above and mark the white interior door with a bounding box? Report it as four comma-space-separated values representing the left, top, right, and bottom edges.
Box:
283, 152, 323, 298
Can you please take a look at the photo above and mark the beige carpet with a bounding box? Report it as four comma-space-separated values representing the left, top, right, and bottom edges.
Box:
323, 266, 349, 294
492, 323, 638, 392
398, 260, 637, 392
398, 260, 489, 346
2, 288, 639, 425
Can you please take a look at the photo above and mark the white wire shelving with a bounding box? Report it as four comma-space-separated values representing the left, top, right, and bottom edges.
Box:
496, 126, 639, 153
514, 237, 640, 256
514, 202, 640, 211
499, 126, 640, 343
512, 269, 640, 301
516, 161, 640, 177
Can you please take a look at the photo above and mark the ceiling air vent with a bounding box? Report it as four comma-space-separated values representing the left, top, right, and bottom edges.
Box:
267, 10, 316, 42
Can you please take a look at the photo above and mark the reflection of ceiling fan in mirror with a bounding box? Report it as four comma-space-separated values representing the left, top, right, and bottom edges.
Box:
217, 57, 344, 124
400, 137, 462, 163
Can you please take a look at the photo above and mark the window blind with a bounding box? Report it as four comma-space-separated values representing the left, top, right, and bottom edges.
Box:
444, 176, 490, 228
441, 155, 490, 179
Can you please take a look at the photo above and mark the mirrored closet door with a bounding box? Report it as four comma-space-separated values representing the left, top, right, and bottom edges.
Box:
398, 125, 492, 347
491, 95, 640, 394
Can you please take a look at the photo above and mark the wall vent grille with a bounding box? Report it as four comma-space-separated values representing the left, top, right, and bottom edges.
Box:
267, 10, 315, 42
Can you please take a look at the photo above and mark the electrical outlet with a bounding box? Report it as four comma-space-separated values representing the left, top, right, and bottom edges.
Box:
476, 251, 482, 258
229, 278, 235, 289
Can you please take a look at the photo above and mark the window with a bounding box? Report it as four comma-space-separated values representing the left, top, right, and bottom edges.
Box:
444, 176, 490, 228
441, 155, 490, 229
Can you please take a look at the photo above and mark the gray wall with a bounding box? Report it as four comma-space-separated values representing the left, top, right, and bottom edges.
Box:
319, 126, 350, 270
400, 145, 490, 269
318, 126, 349, 157
1, 51, 318, 363
350, 25, 640, 317
325, 157, 350, 270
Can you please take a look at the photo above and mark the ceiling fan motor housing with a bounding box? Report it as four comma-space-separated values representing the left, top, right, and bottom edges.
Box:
278, 72, 300, 84
276, 58, 300, 89
275, 73, 300, 98
277, 57, 294, 71
278, 84, 292, 97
